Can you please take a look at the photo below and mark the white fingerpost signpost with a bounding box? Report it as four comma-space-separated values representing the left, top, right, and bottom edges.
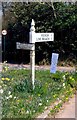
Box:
29, 19, 35, 89
16, 19, 54, 90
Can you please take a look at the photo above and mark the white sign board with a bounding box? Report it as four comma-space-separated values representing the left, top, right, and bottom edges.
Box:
35, 33, 54, 42
50, 53, 59, 73
16, 42, 35, 50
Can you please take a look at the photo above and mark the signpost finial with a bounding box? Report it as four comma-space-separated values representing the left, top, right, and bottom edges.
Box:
30, 19, 35, 32
31, 19, 35, 26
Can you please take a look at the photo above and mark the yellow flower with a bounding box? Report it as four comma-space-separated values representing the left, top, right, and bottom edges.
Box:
66, 97, 68, 100
38, 94, 40, 97
1, 78, 5, 80
72, 78, 75, 81
5, 78, 10, 81
16, 99, 20, 103
53, 94, 57, 98
5, 68, 8, 71
69, 76, 72, 79
1, 77, 10, 81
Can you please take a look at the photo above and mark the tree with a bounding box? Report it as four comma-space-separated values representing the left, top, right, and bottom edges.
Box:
3, 2, 77, 64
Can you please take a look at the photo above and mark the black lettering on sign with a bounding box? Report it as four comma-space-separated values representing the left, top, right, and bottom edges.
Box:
41, 34, 49, 37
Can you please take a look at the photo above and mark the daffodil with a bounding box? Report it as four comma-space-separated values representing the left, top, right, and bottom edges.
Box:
5, 78, 10, 81
1, 78, 5, 80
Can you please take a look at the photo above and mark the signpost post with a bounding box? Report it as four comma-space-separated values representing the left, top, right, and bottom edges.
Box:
2, 30, 7, 61
16, 19, 54, 90
29, 19, 35, 89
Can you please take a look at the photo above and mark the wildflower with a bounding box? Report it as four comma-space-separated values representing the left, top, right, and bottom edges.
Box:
14, 96, 16, 99
5, 78, 10, 81
54, 102, 58, 106
2, 77, 10, 81
57, 98, 60, 101
69, 76, 72, 79
33, 110, 35, 113
21, 108, 25, 112
47, 100, 48, 102
9, 95, 12, 98
4, 61, 7, 64
1, 78, 5, 80
11, 78, 14, 80
5, 67, 8, 71
62, 95, 64, 98
8, 91, 11, 95
6, 97, 9, 100
65, 72, 68, 75
66, 97, 68, 100
38, 94, 40, 97
38, 103, 42, 106
58, 87, 60, 90
59, 100, 62, 103
72, 78, 75, 81
45, 106, 47, 110
26, 110, 29, 114
53, 94, 57, 98
63, 83, 65, 87
0, 89, 3, 94
63, 75, 66, 80
16, 99, 20, 103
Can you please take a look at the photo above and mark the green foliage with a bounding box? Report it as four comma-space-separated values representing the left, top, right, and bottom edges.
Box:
3, 2, 77, 64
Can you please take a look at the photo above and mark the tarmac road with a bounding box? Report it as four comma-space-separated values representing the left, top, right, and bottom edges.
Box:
0, 63, 76, 72
55, 95, 75, 118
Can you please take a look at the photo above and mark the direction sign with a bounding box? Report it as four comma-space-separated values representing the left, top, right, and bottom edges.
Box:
16, 42, 35, 50
2, 30, 7, 35
35, 33, 54, 42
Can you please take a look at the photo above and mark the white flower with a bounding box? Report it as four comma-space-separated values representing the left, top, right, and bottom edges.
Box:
47, 100, 48, 102
9, 95, 12, 98
57, 98, 60, 101
63, 83, 65, 87
26, 110, 29, 114
39, 103, 42, 106
8, 91, 11, 95
63, 75, 66, 80
55, 102, 58, 106
45, 106, 47, 110
6, 97, 9, 100
14, 96, 16, 99
0, 89, 3, 94
33, 110, 35, 113
59, 100, 62, 103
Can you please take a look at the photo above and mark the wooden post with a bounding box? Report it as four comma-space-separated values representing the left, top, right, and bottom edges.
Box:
29, 19, 35, 90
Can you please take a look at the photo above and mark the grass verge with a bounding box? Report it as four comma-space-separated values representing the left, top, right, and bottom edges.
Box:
0, 66, 76, 119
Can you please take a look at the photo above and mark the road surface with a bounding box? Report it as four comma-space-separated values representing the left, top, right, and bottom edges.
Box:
55, 95, 75, 118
